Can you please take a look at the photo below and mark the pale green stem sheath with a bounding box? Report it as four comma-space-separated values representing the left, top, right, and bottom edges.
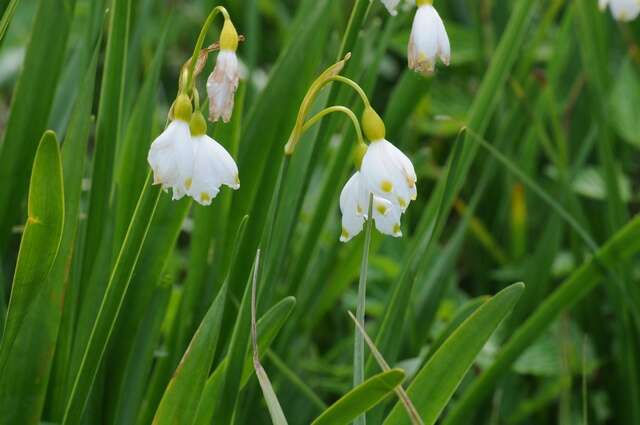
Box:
184, 5, 230, 93
354, 194, 374, 425
301, 106, 365, 147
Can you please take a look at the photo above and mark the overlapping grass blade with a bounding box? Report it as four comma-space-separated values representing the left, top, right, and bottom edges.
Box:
0, 131, 64, 424
443, 214, 640, 425
80, 0, 131, 290
193, 295, 296, 425
0, 0, 76, 248
152, 283, 228, 425
252, 251, 289, 425
384, 283, 525, 425
0, 0, 19, 46
62, 180, 162, 425
311, 369, 405, 425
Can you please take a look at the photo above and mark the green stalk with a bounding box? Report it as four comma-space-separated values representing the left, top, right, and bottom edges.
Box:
354, 195, 374, 425
442, 214, 640, 425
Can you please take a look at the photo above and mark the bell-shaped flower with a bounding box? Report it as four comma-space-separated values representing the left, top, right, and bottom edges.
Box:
408, 0, 450, 75
148, 94, 195, 200
187, 112, 240, 206
359, 107, 417, 212
380, 0, 402, 15
339, 172, 403, 242
207, 19, 240, 123
599, 0, 640, 21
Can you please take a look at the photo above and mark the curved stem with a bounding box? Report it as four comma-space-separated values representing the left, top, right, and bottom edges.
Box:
301, 106, 365, 147
328, 75, 370, 107
184, 5, 230, 93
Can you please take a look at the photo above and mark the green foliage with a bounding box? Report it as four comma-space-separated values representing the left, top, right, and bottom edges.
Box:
1, 0, 639, 424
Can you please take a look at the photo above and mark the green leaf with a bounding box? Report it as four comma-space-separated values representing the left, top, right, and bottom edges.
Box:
62, 179, 162, 425
38, 37, 101, 421
152, 283, 228, 425
0, 0, 19, 47
214, 254, 257, 425
80, 0, 132, 295
252, 251, 289, 425
193, 295, 296, 425
443, 215, 640, 425
0, 0, 76, 248
311, 369, 405, 425
383, 283, 525, 425
0, 131, 65, 424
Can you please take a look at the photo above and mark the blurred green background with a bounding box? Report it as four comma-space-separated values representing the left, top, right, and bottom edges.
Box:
0, 0, 639, 424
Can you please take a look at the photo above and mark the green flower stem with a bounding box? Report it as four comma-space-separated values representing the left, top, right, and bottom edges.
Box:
302, 106, 365, 146
328, 76, 371, 107
443, 214, 640, 425
183, 5, 230, 93
354, 194, 374, 425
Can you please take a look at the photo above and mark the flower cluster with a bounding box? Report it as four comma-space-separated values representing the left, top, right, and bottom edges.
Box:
148, 95, 240, 205
148, 10, 241, 206
599, 0, 640, 21
339, 107, 416, 242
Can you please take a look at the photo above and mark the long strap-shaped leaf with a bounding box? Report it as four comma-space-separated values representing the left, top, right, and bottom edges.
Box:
152, 283, 228, 425
0, 0, 76, 248
62, 179, 162, 425
311, 369, 405, 425
442, 214, 640, 425
383, 283, 525, 425
0, 131, 65, 424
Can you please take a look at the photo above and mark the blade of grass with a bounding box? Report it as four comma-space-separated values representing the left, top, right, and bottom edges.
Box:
152, 282, 228, 425
384, 283, 525, 425
311, 369, 406, 425
80, 0, 131, 296
252, 250, 289, 425
0, 0, 76, 249
62, 179, 162, 425
43, 39, 102, 421
0, 0, 19, 47
0, 131, 64, 424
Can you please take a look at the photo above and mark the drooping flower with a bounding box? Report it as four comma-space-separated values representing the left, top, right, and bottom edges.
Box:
359, 107, 417, 212
380, 0, 402, 15
408, 0, 450, 75
339, 172, 402, 242
207, 19, 240, 123
187, 112, 240, 206
599, 0, 640, 21
148, 94, 195, 200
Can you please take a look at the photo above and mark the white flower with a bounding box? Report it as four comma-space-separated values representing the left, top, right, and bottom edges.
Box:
339, 172, 403, 242
408, 3, 450, 75
599, 0, 640, 21
360, 139, 417, 212
147, 119, 194, 200
207, 50, 240, 123
189, 133, 240, 206
380, 0, 402, 15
